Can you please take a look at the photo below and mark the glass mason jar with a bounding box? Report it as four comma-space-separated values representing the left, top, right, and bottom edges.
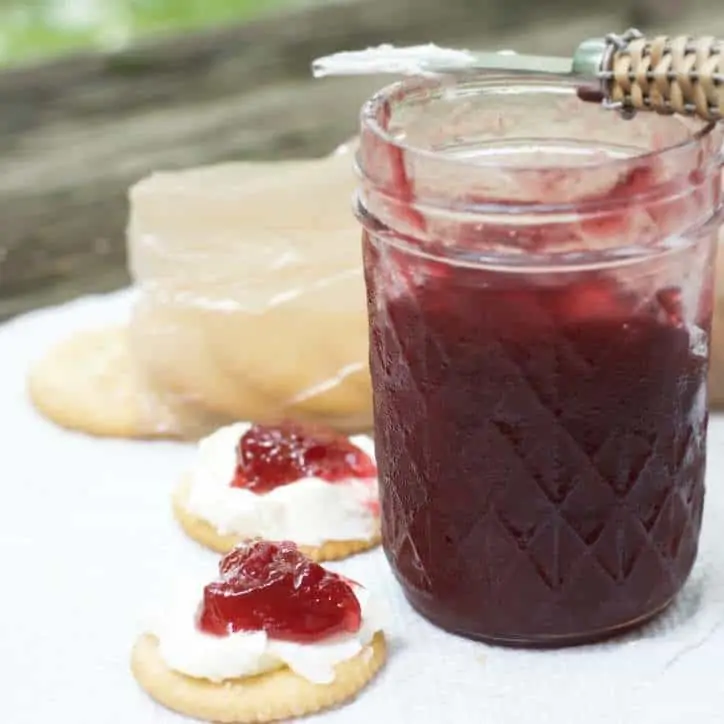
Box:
356, 75, 724, 647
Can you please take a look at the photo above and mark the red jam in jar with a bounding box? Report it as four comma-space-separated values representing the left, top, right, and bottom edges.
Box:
198, 539, 362, 642
356, 76, 723, 645
232, 422, 377, 493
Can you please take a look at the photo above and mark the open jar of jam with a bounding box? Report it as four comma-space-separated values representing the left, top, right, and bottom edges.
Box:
356, 75, 724, 646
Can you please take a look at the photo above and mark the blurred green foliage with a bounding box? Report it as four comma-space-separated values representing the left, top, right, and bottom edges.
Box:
0, 0, 289, 65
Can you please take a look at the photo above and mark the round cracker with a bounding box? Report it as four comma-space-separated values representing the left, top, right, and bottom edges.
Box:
131, 631, 386, 723
26, 326, 187, 439
172, 478, 381, 561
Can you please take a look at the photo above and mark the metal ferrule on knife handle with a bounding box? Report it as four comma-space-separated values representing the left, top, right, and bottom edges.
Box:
577, 29, 724, 122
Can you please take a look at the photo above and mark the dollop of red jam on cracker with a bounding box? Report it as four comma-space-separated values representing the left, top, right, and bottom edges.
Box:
232, 421, 377, 493
198, 540, 363, 642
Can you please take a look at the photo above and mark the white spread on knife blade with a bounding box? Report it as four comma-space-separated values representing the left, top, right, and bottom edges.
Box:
311, 43, 476, 77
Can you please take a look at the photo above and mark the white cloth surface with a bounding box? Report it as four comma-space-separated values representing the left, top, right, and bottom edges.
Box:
2, 289, 724, 723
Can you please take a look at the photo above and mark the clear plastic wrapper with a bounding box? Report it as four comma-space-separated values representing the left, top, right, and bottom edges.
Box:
126, 141, 372, 438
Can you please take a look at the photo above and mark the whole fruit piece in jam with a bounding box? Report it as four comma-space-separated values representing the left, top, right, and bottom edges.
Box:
233, 421, 377, 493
198, 539, 363, 642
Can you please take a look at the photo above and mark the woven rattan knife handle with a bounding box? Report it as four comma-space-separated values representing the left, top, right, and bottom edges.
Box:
598, 30, 723, 122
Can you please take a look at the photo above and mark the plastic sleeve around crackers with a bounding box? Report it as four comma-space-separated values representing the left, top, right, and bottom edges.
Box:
125, 141, 373, 438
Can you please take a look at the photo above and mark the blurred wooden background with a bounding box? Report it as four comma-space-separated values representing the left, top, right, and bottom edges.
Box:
0, 0, 722, 321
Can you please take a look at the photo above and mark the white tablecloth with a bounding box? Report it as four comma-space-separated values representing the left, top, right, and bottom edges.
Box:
2, 290, 724, 723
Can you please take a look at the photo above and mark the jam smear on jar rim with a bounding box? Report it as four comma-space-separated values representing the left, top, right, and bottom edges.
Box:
198, 539, 363, 642
232, 421, 377, 494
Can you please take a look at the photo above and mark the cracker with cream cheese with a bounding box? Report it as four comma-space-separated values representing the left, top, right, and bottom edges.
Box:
172, 477, 381, 561
132, 631, 385, 723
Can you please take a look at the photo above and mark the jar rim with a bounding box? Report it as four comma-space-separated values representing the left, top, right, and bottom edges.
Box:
359, 74, 722, 174
356, 74, 724, 269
